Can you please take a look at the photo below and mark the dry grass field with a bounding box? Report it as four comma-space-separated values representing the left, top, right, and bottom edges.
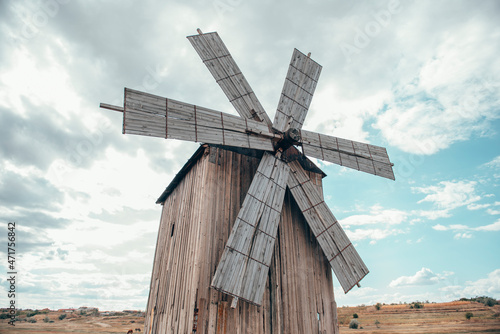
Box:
1, 301, 499, 333
338, 301, 500, 333
0, 311, 145, 334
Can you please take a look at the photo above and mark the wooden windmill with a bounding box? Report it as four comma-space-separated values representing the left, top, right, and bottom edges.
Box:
102, 30, 394, 333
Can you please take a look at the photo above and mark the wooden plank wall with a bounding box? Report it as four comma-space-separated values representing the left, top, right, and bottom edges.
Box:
144, 146, 338, 334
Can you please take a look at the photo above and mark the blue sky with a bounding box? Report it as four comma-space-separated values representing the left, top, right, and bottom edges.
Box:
0, 0, 499, 311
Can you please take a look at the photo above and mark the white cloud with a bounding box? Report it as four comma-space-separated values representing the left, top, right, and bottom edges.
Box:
389, 268, 451, 288
483, 156, 500, 169
432, 219, 500, 234
341, 205, 408, 227
454, 232, 472, 239
468, 203, 491, 210
346, 227, 404, 243
414, 180, 481, 210
340, 205, 407, 243
462, 269, 500, 297
440, 269, 500, 300
475, 220, 500, 231
417, 209, 451, 220
374, 14, 500, 155
487, 209, 500, 215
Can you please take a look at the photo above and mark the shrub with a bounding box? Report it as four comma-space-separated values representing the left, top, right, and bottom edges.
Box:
352, 313, 358, 318
349, 319, 359, 329
465, 312, 473, 320
59, 314, 67, 320
375, 303, 382, 310
27, 311, 40, 318
27, 318, 37, 323
458, 296, 498, 307
375, 319, 380, 328
43, 316, 50, 323
410, 301, 424, 309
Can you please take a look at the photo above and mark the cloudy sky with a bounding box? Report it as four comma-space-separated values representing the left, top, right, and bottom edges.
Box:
1, 0, 499, 311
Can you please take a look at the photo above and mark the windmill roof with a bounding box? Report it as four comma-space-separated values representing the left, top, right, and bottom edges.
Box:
156, 144, 325, 204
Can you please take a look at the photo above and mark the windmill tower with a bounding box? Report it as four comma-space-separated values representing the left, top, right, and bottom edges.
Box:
101, 30, 394, 333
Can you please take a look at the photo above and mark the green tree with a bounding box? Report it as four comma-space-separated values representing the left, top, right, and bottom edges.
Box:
465, 312, 473, 320
375, 303, 382, 310
352, 313, 358, 318
59, 314, 67, 320
375, 319, 380, 328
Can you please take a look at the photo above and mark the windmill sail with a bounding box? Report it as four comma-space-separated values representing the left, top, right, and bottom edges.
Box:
273, 49, 322, 133
211, 152, 290, 305
123, 88, 275, 151
300, 129, 395, 180
188, 32, 273, 127
287, 160, 369, 293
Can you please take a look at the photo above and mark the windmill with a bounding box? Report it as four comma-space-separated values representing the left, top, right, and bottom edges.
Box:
101, 29, 394, 332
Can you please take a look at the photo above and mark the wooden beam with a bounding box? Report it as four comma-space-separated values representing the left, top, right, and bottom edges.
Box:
100, 103, 124, 112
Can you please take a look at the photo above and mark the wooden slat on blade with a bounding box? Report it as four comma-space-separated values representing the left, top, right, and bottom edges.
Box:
273, 49, 322, 132
287, 161, 369, 293
123, 88, 275, 151
300, 129, 395, 180
187, 32, 272, 127
211, 153, 290, 305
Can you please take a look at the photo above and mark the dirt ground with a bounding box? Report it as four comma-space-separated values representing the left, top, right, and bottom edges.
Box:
1, 301, 499, 333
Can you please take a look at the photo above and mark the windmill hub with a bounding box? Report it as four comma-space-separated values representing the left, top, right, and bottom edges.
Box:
284, 127, 301, 145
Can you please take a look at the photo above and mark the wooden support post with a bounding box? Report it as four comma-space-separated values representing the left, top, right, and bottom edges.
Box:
230, 296, 238, 309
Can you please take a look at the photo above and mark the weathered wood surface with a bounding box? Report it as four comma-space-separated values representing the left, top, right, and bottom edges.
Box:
287, 160, 369, 293
144, 146, 338, 333
211, 153, 290, 305
123, 88, 275, 152
187, 32, 273, 127
300, 129, 395, 180
273, 49, 322, 133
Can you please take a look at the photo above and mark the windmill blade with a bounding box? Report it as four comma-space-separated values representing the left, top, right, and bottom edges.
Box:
187, 31, 273, 128
211, 152, 290, 306
273, 49, 322, 133
287, 160, 369, 293
121, 88, 276, 151
300, 129, 395, 180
